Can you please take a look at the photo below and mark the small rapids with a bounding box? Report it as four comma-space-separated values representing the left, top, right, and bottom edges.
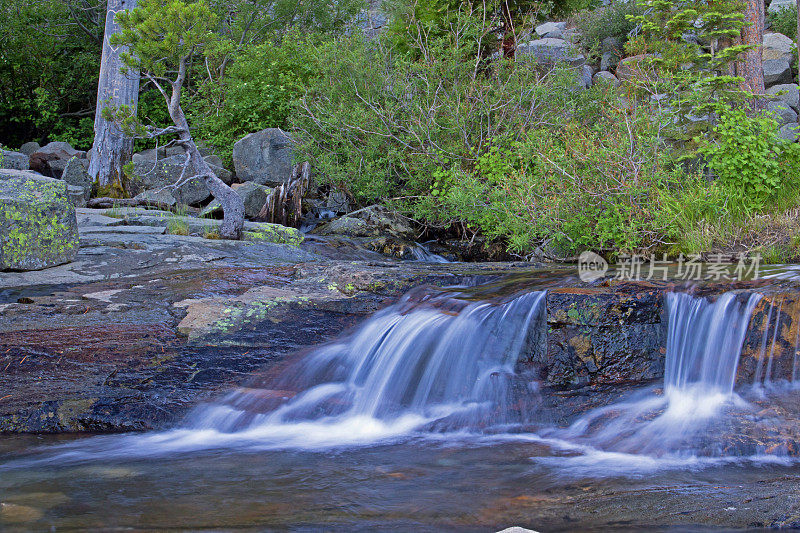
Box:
6, 283, 800, 479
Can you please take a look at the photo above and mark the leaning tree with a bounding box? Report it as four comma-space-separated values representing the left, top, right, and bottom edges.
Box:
107, 0, 245, 239
89, 0, 140, 189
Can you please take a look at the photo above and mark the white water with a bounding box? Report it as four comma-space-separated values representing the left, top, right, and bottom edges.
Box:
7, 287, 800, 478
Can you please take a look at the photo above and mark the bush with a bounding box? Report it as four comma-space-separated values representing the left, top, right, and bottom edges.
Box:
768, 4, 798, 40
698, 106, 800, 212
573, 1, 642, 61
189, 31, 321, 166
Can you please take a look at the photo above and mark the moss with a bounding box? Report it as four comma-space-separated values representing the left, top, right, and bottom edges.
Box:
0, 176, 78, 270
242, 223, 304, 246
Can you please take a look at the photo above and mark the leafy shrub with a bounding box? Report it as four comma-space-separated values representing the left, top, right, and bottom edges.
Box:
768, 4, 798, 39
698, 106, 800, 211
190, 31, 321, 166
573, 1, 642, 60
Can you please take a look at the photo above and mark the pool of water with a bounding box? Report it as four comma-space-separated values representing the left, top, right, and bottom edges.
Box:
2, 431, 800, 532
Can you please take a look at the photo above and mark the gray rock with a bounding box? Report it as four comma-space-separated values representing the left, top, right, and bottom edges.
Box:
130, 155, 213, 206
593, 71, 620, 87
601, 50, 621, 72
763, 32, 795, 64
204, 154, 224, 168
767, 83, 800, 110
34, 141, 85, 160
18, 142, 40, 156
326, 190, 350, 214
780, 123, 799, 142
233, 128, 294, 186
1, 151, 29, 171
133, 188, 178, 208
517, 38, 586, 67
581, 64, 594, 88
602, 36, 622, 53
767, 100, 798, 125
67, 185, 87, 208
60, 157, 92, 196
535, 21, 566, 39
200, 181, 272, 220
0, 169, 79, 271
763, 59, 793, 86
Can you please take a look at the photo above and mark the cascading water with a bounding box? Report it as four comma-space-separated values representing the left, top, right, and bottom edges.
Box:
181, 288, 546, 447
540, 291, 771, 470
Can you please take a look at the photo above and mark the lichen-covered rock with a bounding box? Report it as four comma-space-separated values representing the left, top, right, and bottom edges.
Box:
1, 151, 30, 171
0, 169, 79, 271
314, 205, 415, 239
233, 128, 293, 185
242, 222, 304, 246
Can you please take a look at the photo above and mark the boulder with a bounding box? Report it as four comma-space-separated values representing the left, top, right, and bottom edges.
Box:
18, 142, 40, 156
762, 32, 795, 64
593, 71, 620, 87
133, 188, 177, 208
326, 190, 350, 214
601, 36, 622, 54
67, 185, 87, 207
767, 100, 798, 125
534, 21, 566, 39
1, 151, 30, 171
763, 59, 793, 86
33, 141, 85, 160
28, 152, 60, 177
129, 155, 237, 205
601, 50, 621, 72
517, 38, 586, 67
780, 123, 800, 142
60, 157, 92, 197
314, 205, 415, 239
767, 83, 800, 110
0, 169, 79, 271
233, 128, 294, 186
200, 181, 272, 219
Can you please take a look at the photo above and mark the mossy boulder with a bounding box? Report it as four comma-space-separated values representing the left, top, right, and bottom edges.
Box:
0, 169, 79, 271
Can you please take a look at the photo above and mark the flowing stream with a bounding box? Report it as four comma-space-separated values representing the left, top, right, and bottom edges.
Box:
4, 278, 800, 530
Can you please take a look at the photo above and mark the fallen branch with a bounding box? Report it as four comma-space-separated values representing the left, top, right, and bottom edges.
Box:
87, 196, 184, 212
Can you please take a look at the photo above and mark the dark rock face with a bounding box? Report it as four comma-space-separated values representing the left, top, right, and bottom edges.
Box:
528, 285, 666, 388
232, 128, 293, 186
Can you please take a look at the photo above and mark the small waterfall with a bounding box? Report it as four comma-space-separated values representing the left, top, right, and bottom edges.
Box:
666, 292, 762, 394
187, 289, 546, 442
550, 291, 763, 460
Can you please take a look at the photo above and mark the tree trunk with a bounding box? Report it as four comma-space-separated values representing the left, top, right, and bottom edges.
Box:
168, 101, 245, 239
740, 0, 765, 97
88, 0, 140, 189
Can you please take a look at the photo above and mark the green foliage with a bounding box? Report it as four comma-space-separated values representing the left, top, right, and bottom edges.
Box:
113, 0, 220, 77
698, 105, 800, 211
627, 0, 752, 143
573, 1, 642, 60
0, 0, 102, 148
768, 3, 798, 40
190, 31, 321, 165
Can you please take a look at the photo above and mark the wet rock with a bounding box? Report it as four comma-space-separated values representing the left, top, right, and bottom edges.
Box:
0, 170, 79, 271
233, 128, 293, 186
1, 151, 29, 171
